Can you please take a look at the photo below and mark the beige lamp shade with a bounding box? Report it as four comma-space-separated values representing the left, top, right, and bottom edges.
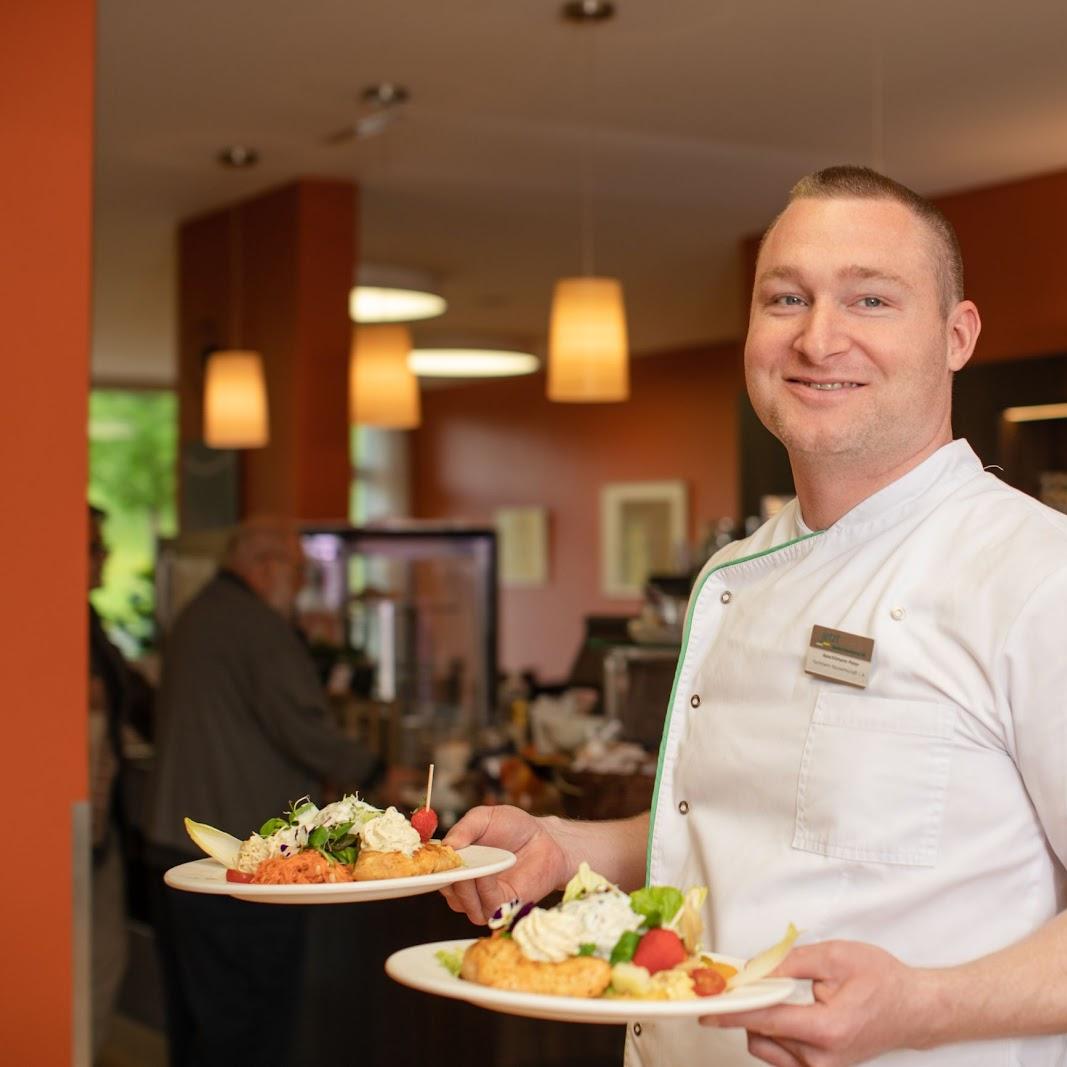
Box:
349, 324, 420, 428
547, 276, 629, 402
203, 349, 269, 448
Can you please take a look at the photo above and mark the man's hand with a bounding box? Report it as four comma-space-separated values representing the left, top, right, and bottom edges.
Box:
702, 941, 937, 1067
440, 806, 571, 925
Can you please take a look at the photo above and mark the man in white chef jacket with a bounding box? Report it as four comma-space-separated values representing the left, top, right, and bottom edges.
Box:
442, 165, 1067, 1066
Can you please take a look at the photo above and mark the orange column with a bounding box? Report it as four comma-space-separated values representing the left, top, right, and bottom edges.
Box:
0, 1, 94, 1062
178, 180, 357, 522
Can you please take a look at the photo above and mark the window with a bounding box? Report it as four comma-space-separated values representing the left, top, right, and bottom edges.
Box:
88, 388, 178, 654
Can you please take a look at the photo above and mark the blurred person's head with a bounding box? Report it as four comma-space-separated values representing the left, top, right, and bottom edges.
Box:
224, 517, 305, 617
89, 505, 108, 592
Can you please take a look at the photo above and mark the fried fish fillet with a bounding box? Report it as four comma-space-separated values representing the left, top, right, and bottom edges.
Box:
352, 840, 462, 881
461, 934, 611, 998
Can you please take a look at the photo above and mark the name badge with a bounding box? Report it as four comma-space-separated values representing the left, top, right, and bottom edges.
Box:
804, 624, 874, 688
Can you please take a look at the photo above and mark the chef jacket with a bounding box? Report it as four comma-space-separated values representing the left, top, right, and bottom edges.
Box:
627, 440, 1067, 1067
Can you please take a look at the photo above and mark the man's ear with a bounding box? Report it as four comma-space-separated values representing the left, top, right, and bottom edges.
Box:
946, 300, 981, 373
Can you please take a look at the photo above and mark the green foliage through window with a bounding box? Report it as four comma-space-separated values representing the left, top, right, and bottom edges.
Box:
88, 389, 178, 653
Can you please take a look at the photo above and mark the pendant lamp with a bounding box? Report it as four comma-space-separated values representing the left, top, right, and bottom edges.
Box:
203, 350, 269, 447
547, 0, 629, 403
547, 277, 628, 401
203, 206, 270, 448
349, 324, 420, 429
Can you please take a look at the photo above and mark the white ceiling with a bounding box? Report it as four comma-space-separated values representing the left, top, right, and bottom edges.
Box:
91, 0, 1067, 384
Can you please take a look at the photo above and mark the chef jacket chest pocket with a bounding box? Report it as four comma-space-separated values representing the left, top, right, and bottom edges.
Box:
793, 692, 957, 867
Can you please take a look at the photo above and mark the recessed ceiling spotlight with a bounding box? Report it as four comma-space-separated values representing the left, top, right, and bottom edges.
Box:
561, 0, 615, 22
361, 82, 410, 108
217, 146, 259, 169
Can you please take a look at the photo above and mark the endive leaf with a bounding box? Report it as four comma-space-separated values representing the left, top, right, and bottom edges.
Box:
184, 817, 242, 869
727, 923, 799, 989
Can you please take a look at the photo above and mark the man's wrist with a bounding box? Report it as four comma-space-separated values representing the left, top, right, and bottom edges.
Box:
539, 814, 580, 890
905, 966, 958, 1051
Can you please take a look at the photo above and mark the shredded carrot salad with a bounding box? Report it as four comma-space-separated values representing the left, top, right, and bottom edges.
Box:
251, 851, 356, 884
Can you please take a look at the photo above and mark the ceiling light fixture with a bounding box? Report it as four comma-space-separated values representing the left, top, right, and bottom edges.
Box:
409, 348, 540, 379
349, 264, 447, 324
548, 1, 629, 403
349, 324, 421, 428
203, 207, 269, 448
203, 350, 269, 447
217, 145, 259, 169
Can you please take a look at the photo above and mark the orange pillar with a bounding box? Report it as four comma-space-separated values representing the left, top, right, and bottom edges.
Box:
178, 180, 357, 523
0, 1, 94, 1062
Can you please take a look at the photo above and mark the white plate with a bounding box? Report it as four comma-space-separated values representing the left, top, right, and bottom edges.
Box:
163, 845, 515, 905
385, 939, 797, 1024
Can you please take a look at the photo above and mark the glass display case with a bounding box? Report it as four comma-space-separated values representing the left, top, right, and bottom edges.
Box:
298, 524, 498, 768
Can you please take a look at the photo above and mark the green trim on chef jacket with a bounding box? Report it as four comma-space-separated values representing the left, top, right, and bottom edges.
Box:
644, 530, 824, 885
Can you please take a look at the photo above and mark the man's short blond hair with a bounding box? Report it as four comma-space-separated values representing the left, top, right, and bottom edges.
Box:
769, 165, 964, 316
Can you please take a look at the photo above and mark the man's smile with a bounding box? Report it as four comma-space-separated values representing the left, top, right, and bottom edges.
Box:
785, 376, 866, 391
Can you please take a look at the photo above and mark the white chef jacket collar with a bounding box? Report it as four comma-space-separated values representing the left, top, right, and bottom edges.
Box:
794, 438, 983, 538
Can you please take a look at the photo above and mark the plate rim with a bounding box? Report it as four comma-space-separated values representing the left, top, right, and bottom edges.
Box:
163, 843, 515, 900
385, 937, 797, 1020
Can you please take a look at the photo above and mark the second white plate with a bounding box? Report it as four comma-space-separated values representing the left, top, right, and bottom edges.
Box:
163, 845, 515, 905
386, 939, 797, 1023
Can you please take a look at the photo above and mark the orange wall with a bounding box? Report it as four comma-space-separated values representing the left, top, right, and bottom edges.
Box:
0, 1, 94, 1061
411, 344, 743, 679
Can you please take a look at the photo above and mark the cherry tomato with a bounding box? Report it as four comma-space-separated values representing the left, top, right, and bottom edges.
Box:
691, 967, 727, 997
632, 928, 687, 974
225, 868, 254, 883
411, 807, 438, 843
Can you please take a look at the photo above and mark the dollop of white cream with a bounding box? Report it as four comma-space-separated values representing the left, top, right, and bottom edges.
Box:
359, 806, 421, 856
561, 890, 644, 959
512, 906, 585, 963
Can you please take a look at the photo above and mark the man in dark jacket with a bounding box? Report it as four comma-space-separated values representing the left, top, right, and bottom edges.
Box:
146, 517, 380, 1067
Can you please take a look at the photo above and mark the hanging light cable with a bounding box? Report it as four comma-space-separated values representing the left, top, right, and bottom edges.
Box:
548, 0, 629, 403
203, 205, 269, 448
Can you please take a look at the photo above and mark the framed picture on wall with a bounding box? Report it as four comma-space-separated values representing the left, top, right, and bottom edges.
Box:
600, 480, 687, 598
494, 506, 549, 587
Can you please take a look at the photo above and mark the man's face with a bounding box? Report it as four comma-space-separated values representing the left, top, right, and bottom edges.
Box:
259, 535, 306, 617
744, 196, 974, 472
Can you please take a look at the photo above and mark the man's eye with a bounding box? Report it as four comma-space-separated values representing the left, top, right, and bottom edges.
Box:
774, 294, 805, 307
857, 296, 885, 308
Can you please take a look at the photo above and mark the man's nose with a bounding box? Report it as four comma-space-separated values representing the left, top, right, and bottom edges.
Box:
793, 301, 849, 362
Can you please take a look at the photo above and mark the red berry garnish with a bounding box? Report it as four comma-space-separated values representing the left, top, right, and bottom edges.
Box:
411, 806, 438, 843
632, 928, 687, 974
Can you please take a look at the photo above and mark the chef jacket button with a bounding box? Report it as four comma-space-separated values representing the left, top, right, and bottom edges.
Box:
891, 606, 906, 620
720, 590, 732, 604
678, 800, 689, 815
690, 694, 701, 708
633, 1022, 642, 1037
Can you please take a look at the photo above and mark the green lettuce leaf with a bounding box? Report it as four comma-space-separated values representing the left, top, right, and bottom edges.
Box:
629, 886, 684, 928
